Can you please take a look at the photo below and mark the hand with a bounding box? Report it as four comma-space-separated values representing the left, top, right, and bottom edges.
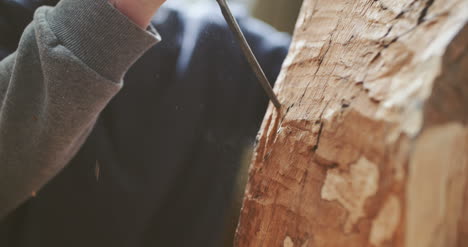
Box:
108, 0, 167, 28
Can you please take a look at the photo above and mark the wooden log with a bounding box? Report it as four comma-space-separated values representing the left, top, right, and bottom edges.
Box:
235, 0, 468, 246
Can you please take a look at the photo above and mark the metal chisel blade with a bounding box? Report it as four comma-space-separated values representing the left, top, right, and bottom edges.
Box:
216, 0, 282, 109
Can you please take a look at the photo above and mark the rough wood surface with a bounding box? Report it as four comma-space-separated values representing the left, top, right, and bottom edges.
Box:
235, 0, 468, 246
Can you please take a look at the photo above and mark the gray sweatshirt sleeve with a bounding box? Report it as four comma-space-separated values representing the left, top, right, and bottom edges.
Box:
0, 0, 160, 218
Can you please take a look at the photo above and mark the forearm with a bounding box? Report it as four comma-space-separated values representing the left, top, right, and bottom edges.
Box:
0, 0, 159, 218
109, 0, 166, 28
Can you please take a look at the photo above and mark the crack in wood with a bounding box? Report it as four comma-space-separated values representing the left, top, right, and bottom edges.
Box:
312, 122, 324, 152
394, 0, 420, 20
312, 101, 330, 152
394, 10, 406, 20
382, 26, 394, 39
417, 0, 435, 24
297, 36, 334, 107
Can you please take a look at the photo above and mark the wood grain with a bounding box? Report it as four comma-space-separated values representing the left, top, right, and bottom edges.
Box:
235, 0, 468, 246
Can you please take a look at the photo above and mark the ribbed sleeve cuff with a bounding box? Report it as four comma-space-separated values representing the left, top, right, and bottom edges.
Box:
44, 0, 161, 81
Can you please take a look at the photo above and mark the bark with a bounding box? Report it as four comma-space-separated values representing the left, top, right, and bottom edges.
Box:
235, 0, 468, 246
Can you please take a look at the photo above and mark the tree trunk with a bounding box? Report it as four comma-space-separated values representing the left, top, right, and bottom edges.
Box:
235, 0, 468, 246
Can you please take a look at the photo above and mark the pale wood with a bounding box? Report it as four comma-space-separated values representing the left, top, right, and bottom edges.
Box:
235, 0, 468, 246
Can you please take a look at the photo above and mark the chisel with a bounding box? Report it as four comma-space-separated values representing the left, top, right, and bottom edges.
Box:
215, 0, 282, 109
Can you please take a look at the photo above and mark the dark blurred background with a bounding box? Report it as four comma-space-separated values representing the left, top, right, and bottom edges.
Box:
179, 0, 303, 33
174, 0, 304, 246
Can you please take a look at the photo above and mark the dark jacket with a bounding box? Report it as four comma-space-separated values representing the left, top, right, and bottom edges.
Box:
0, 1, 290, 246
